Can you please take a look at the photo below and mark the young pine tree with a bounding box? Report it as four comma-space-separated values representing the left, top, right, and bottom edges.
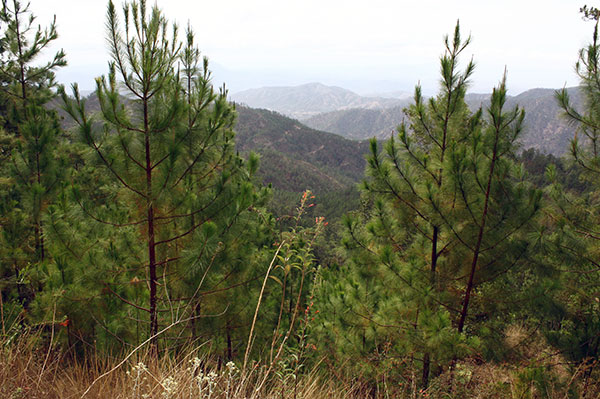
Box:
320, 24, 478, 389
59, 0, 270, 353
444, 74, 542, 349
0, 0, 66, 315
318, 23, 541, 391
549, 9, 600, 388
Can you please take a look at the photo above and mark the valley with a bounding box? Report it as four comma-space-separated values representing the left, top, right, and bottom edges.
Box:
233, 82, 582, 155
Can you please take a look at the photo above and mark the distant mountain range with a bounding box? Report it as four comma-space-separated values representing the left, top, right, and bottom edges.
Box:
231, 82, 583, 156
231, 82, 408, 120
303, 88, 582, 155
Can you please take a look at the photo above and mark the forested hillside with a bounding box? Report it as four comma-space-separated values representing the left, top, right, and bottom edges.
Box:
234, 106, 368, 190
234, 106, 368, 220
303, 87, 581, 155
3, 2, 600, 399
55, 98, 368, 220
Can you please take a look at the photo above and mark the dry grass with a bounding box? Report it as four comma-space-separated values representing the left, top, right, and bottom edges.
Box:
2, 324, 600, 399
0, 330, 362, 399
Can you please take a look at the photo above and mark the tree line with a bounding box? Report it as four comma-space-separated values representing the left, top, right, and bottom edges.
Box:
2, 0, 600, 396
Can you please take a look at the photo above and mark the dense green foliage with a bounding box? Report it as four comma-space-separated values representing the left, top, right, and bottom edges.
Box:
542, 14, 600, 392
3, 2, 600, 398
314, 26, 550, 392
53, 0, 278, 355
0, 0, 66, 326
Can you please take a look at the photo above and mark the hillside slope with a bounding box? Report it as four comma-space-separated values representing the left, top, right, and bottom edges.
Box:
302, 87, 582, 155
234, 106, 369, 193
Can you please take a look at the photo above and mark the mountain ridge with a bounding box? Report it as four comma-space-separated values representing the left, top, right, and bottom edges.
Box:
300, 86, 582, 155
231, 82, 407, 119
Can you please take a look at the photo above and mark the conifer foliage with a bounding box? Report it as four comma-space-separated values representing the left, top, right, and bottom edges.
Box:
4, 1, 600, 397
549, 11, 600, 382
58, 0, 270, 352
318, 23, 541, 390
0, 0, 65, 317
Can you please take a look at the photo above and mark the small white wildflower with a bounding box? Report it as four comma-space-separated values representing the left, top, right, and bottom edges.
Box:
134, 362, 148, 372
225, 361, 238, 398
129, 362, 148, 382
206, 371, 217, 395
202, 371, 217, 384
188, 356, 202, 373
129, 362, 148, 399
161, 376, 178, 398
225, 361, 238, 374
131, 362, 148, 378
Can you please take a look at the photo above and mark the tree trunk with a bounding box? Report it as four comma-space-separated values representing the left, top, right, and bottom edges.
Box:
226, 322, 233, 360
457, 128, 499, 334
144, 97, 159, 353
421, 352, 431, 389
422, 225, 440, 388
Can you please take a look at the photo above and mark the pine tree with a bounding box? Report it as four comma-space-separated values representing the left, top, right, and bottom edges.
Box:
317, 24, 477, 389
59, 0, 270, 353
549, 11, 600, 387
0, 0, 65, 314
445, 74, 541, 336
317, 23, 541, 390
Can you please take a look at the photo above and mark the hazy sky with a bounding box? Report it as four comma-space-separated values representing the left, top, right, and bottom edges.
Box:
30, 0, 594, 95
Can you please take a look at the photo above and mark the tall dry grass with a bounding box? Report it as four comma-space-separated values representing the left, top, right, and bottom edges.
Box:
0, 329, 365, 399
2, 327, 600, 399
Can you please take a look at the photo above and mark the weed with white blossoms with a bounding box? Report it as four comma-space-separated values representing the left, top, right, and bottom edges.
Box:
127, 362, 149, 399
200, 371, 218, 399
161, 376, 178, 398
188, 357, 202, 398
225, 361, 239, 398
120, 357, 245, 399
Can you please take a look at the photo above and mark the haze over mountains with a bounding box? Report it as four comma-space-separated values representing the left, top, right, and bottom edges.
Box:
231, 83, 581, 155
231, 82, 410, 119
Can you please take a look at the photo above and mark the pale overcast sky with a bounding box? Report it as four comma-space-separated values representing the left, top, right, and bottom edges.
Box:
30, 0, 594, 95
